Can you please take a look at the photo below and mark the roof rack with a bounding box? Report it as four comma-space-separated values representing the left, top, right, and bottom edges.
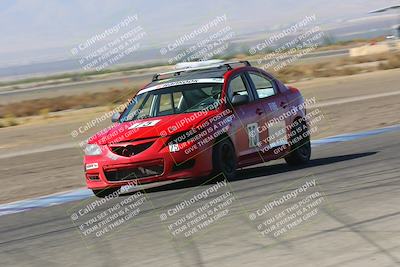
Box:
152, 60, 251, 81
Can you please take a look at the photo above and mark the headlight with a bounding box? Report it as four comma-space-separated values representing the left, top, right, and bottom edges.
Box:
84, 144, 102, 156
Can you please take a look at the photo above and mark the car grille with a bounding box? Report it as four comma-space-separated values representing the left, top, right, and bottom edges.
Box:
109, 141, 154, 157
104, 162, 164, 182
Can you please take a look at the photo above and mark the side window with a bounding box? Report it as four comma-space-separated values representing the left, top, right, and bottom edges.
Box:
228, 75, 250, 100
137, 94, 156, 119
173, 91, 185, 112
249, 73, 276, 99
157, 94, 174, 116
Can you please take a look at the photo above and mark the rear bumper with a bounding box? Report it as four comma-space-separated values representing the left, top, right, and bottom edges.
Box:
84, 137, 213, 190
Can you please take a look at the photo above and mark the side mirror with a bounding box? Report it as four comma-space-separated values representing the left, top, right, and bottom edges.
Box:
111, 112, 121, 123
231, 95, 249, 106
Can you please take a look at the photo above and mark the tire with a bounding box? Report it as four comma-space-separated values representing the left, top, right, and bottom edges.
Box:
212, 138, 237, 180
284, 119, 311, 166
92, 187, 120, 198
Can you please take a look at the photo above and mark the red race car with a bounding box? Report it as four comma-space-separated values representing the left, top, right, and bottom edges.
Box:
83, 61, 311, 197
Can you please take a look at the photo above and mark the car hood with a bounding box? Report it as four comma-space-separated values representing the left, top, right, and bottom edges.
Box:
88, 110, 219, 145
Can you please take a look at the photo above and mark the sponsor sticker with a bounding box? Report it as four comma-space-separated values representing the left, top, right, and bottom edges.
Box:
268, 102, 279, 112
86, 163, 99, 170
247, 123, 260, 148
138, 78, 224, 94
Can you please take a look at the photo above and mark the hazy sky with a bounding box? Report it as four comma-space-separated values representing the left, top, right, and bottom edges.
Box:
0, 0, 399, 54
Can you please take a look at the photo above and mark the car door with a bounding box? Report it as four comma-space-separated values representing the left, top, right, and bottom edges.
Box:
227, 73, 266, 163
246, 71, 290, 158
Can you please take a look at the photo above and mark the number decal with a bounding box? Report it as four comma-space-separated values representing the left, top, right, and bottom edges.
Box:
268, 120, 288, 148
247, 123, 260, 148
128, 120, 161, 129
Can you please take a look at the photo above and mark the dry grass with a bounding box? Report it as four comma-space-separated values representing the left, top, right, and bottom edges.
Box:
1, 52, 400, 122
273, 64, 365, 83
273, 52, 400, 82
0, 114, 19, 128
0, 88, 136, 119
378, 53, 400, 70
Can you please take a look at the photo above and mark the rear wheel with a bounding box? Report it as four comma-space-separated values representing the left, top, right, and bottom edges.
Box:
213, 139, 237, 180
284, 119, 311, 165
92, 187, 120, 198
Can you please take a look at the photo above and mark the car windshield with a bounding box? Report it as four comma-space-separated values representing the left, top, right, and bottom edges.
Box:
120, 83, 223, 122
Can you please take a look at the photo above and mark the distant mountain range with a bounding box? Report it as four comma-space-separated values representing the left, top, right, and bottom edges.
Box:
0, 0, 399, 80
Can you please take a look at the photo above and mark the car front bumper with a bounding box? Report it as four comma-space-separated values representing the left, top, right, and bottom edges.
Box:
84, 137, 213, 190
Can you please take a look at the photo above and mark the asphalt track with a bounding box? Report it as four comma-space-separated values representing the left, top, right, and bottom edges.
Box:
0, 126, 399, 266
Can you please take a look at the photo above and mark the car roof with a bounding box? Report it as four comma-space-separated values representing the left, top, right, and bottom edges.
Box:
145, 69, 227, 88
145, 60, 251, 89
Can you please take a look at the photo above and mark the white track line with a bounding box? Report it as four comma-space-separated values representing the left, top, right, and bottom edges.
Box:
0, 124, 399, 216
312, 90, 400, 108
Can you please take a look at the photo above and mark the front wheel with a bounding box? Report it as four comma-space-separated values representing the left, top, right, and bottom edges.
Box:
212, 139, 237, 180
92, 187, 120, 198
284, 120, 311, 165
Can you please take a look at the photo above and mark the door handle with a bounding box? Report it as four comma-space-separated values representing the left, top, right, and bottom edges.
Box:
280, 102, 288, 108
256, 108, 264, 115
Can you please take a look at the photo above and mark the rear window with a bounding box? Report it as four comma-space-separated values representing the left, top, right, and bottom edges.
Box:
249, 73, 276, 99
